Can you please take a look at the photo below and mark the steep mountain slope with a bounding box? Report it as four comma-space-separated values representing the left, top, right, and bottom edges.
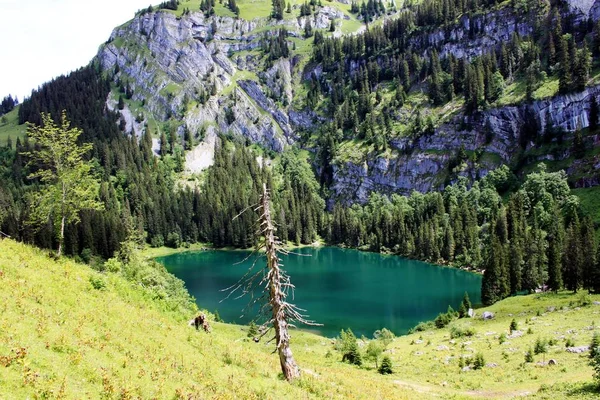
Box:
94, 0, 600, 205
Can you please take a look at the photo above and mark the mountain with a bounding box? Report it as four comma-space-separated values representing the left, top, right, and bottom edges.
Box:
90, 0, 600, 205
1, 0, 600, 303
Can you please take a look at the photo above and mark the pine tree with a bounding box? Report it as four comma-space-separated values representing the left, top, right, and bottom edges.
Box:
481, 232, 508, 305
160, 131, 168, 156
592, 243, 600, 294
547, 205, 564, 292
558, 35, 571, 94
272, 0, 284, 19
581, 217, 597, 292
459, 292, 471, 318
563, 217, 583, 293
574, 42, 591, 91
378, 355, 393, 374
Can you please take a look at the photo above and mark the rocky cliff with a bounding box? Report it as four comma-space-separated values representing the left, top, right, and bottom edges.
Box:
97, 2, 600, 200
330, 84, 600, 204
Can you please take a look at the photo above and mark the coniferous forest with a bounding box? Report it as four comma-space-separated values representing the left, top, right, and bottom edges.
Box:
1, 0, 600, 312
1, 63, 599, 307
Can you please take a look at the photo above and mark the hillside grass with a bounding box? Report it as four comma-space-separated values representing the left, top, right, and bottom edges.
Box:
0, 239, 422, 399
573, 186, 600, 241
3, 239, 600, 398
0, 107, 26, 147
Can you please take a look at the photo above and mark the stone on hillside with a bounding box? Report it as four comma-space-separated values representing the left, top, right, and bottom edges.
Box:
468, 308, 475, 318
436, 345, 449, 351
548, 359, 558, 365
566, 346, 589, 353
508, 330, 523, 339
482, 311, 495, 320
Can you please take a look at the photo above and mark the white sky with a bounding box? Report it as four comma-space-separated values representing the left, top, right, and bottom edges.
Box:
0, 0, 154, 101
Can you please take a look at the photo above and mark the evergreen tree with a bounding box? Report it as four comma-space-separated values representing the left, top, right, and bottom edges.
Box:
160, 131, 168, 156
592, 242, 600, 294
378, 356, 393, 374
558, 36, 571, 94
459, 291, 471, 318
272, 0, 284, 19
581, 217, 597, 292
563, 217, 583, 293
481, 231, 509, 305
547, 205, 564, 292
574, 43, 591, 91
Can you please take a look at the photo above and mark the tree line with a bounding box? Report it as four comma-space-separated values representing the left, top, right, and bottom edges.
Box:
326, 165, 600, 304
309, 0, 594, 150
0, 64, 322, 261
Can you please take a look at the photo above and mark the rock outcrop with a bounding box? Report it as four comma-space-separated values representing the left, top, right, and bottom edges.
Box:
330, 85, 600, 204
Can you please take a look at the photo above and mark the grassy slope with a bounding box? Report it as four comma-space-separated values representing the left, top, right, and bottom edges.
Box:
0, 107, 25, 147
573, 186, 600, 242
2, 239, 600, 399
0, 239, 419, 399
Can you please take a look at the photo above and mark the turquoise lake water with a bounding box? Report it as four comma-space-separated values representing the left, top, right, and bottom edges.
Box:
157, 247, 482, 337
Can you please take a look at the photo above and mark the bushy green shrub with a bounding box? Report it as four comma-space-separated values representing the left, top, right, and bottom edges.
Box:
450, 325, 475, 339
534, 338, 547, 355
590, 332, 600, 359
89, 275, 106, 290
473, 352, 485, 370
166, 232, 181, 248
499, 332, 507, 344
408, 321, 435, 333
247, 321, 258, 338
525, 348, 534, 363
373, 328, 395, 347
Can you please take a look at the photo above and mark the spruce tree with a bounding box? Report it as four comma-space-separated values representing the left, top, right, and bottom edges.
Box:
378, 356, 393, 374
547, 205, 564, 292
272, 0, 284, 19
558, 36, 571, 94
482, 233, 508, 305
581, 217, 597, 292
592, 243, 600, 294
563, 217, 583, 293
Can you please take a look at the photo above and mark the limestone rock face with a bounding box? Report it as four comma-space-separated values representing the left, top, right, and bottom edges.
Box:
329, 85, 600, 204
98, 10, 296, 155
97, 6, 600, 201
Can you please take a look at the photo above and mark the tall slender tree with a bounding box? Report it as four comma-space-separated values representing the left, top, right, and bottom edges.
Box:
24, 111, 103, 256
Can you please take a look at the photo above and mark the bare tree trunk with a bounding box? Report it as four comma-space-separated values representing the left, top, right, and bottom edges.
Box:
58, 215, 65, 257
261, 183, 300, 381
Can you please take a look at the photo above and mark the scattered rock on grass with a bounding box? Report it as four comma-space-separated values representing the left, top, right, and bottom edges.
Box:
566, 346, 589, 353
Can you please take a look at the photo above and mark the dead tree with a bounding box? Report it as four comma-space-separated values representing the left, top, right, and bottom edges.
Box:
226, 183, 319, 381
261, 183, 301, 381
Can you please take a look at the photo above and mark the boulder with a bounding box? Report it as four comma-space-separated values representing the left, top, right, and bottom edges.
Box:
566, 346, 589, 353
482, 311, 495, 320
